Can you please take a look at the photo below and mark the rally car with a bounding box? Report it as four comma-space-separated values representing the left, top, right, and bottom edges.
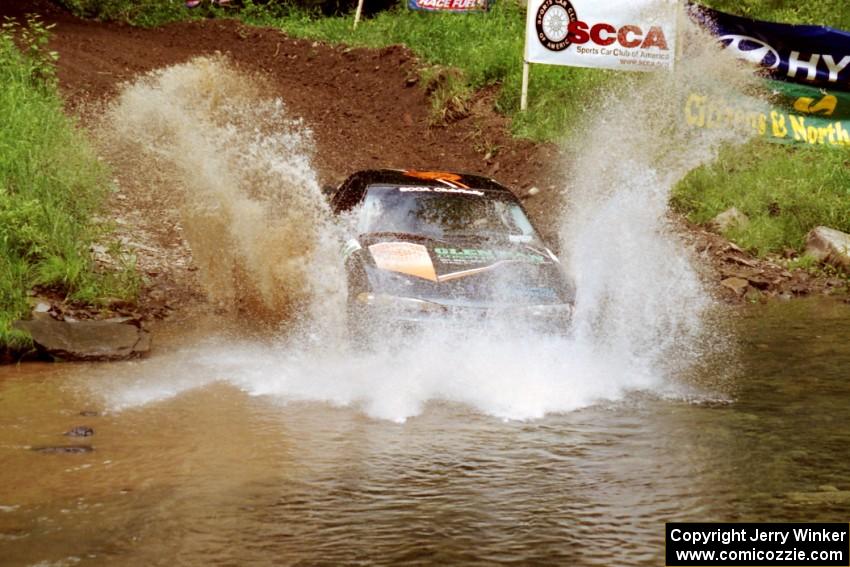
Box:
328, 169, 575, 337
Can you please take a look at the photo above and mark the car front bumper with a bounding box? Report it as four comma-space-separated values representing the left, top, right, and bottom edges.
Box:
349, 293, 574, 337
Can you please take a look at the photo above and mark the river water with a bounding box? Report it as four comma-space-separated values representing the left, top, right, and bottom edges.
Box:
1, 299, 848, 566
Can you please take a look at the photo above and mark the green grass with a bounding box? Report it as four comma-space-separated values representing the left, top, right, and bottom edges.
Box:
239, 0, 616, 141
0, 18, 137, 350
672, 141, 850, 255
53, 0, 194, 27
670, 3, 850, 257
704, 0, 850, 30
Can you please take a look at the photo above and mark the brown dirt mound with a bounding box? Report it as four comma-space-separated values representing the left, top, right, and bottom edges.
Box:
20, 4, 556, 199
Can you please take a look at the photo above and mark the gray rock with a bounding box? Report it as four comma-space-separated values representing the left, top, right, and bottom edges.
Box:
13, 318, 150, 361
64, 426, 94, 437
28, 298, 60, 321
728, 254, 761, 268
720, 276, 749, 296
805, 226, 850, 271
711, 207, 749, 233
32, 445, 94, 454
33, 302, 51, 313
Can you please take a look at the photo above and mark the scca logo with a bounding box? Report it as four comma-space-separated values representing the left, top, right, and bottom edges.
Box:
535, 0, 578, 51
718, 34, 780, 69
535, 0, 669, 52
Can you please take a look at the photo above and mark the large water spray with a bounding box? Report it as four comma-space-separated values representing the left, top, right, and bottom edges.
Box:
561, 17, 763, 379
102, 55, 345, 326
91, 18, 762, 421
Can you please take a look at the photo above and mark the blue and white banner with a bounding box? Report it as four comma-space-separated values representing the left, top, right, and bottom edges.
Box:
690, 4, 850, 91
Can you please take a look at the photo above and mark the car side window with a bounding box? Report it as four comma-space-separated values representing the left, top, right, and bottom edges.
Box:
332, 177, 367, 213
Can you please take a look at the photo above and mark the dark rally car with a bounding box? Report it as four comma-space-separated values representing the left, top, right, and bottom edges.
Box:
328, 169, 575, 336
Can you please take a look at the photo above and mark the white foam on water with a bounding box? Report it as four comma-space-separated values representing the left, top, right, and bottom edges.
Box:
99, 331, 661, 423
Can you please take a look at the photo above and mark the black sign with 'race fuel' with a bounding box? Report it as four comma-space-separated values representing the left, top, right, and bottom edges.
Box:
666, 523, 849, 566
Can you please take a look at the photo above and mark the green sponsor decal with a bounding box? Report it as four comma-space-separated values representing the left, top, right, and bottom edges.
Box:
683, 80, 850, 148
434, 247, 545, 264
767, 80, 850, 120
340, 239, 361, 260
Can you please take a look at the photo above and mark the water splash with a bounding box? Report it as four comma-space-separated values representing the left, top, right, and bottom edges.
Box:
560, 15, 761, 378
102, 55, 345, 325
91, 20, 758, 421
97, 331, 663, 422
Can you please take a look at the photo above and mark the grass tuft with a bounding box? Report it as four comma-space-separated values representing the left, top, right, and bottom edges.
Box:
672, 141, 850, 255
53, 0, 194, 27
0, 16, 138, 349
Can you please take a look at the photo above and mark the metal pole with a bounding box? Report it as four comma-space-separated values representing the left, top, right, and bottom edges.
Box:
520, 61, 530, 111
673, 0, 685, 71
353, 0, 364, 29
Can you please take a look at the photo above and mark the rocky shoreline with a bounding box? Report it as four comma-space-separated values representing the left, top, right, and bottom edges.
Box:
683, 219, 850, 304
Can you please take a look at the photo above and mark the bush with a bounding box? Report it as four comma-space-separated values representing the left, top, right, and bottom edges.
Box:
53, 0, 190, 26
0, 17, 137, 349
672, 141, 850, 255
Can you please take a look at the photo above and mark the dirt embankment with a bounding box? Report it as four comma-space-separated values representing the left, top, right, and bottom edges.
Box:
31, 4, 553, 190
3, 2, 845, 322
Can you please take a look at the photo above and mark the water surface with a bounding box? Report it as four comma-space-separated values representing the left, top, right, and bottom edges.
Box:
1, 300, 848, 566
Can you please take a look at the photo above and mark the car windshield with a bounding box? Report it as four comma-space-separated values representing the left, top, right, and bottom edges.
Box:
356, 184, 539, 242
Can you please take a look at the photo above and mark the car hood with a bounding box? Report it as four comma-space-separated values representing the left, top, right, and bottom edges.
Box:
357, 233, 574, 307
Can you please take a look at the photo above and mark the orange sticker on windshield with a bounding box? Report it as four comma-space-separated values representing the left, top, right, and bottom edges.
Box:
369, 242, 438, 282
403, 170, 470, 188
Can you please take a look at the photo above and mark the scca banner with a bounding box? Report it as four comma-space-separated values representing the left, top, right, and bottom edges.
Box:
690, 4, 850, 91
524, 0, 678, 72
409, 0, 489, 12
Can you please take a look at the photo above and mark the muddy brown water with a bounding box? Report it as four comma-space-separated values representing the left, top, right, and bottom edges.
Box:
1, 300, 849, 566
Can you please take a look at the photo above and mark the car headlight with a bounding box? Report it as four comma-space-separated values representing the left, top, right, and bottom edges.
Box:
522, 303, 574, 318
355, 292, 448, 315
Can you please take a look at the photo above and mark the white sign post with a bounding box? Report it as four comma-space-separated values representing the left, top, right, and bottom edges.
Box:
353, 0, 365, 29
521, 0, 678, 110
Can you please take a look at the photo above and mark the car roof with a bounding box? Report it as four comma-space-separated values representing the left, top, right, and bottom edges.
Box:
346, 169, 513, 193
330, 169, 518, 214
